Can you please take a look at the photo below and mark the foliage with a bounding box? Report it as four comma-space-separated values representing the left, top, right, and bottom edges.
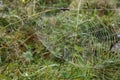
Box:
0, 0, 120, 80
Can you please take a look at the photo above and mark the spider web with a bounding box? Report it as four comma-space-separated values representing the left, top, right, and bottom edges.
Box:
35, 9, 120, 60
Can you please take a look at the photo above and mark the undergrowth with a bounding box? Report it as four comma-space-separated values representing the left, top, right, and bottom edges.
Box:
0, 0, 120, 80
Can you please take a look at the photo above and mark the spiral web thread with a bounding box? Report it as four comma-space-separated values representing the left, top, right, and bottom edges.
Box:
35, 7, 120, 60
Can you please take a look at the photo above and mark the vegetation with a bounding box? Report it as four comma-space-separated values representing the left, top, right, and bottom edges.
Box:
0, 0, 120, 80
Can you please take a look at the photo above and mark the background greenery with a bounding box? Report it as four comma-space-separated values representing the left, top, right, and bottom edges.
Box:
0, 0, 120, 80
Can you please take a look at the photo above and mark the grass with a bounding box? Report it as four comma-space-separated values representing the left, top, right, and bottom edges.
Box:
0, 0, 120, 80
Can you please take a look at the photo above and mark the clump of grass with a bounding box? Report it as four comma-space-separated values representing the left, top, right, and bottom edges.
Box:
0, 0, 120, 80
